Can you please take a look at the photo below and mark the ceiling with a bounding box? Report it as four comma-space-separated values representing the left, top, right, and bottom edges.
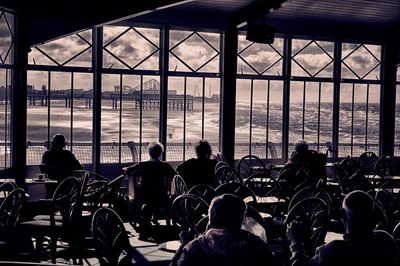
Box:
1, 0, 400, 49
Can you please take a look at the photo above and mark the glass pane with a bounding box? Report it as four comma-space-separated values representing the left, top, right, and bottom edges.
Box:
27, 71, 48, 165
235, 79, 251, 159
0, 11, 14, 65
72, 73, 93, 165
50, 72, 71, 146
167, 77, 185, 161
0, 68, 11, 169
203, 78, 220, 155
101, 74, 121, 163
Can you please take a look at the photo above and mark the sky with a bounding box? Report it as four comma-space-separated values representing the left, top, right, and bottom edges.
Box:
22, 25, 384, 104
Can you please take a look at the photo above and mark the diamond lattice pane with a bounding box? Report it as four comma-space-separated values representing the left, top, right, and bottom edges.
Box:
105, 28, 158, 70
342, 45, 380, 79
240, 43, 282, 75
170, 32, 218, 72
0, 12, 13, 64
292, 41, 333, 77
35, 31, 92, 66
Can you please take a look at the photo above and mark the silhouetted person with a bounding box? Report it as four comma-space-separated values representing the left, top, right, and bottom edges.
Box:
172, 193, 280, 266
286, 190, 400, 266
41, 134, 83, 182
176, 139, 218, 188
288, 139, 327, 184
126, 142, 176, 229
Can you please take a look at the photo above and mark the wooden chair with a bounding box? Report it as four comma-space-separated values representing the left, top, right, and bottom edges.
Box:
237, 154, 266, 179
171, 174, 188, 198
188, 184, 217, 205
216, 182, 257, 206
91, 208, 133, 266
215, 165, 242, 185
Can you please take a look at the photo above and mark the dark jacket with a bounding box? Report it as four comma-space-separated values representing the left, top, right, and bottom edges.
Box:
175, 228, 280, 266
41, 149, 83, 181
176, 158, 218, 188
290, 231, 400, 266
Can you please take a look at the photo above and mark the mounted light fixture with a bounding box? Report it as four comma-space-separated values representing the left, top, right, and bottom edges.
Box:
246, 23, 276, 44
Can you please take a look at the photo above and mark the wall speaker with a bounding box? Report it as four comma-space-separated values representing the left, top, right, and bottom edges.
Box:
246, 23, 275, 44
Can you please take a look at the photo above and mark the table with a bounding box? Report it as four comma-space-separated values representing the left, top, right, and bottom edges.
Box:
24, 178, 58, 202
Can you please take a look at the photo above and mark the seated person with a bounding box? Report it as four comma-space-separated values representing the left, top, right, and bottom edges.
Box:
176, 139, 218, 188
126, 142, 176, 228
286, 190, 400, 266
41, 134, 83, 182
172, 193, 280, 266
288, 139, 327, 184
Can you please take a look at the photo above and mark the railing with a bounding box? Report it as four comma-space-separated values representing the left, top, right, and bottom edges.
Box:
0, 141, 398, 168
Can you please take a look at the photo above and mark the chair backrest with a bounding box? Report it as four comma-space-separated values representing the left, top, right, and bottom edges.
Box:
237, 155, 266, 179
375, 188, 400, 231
215, 165, 242, 185
278, 163, 309, 197
92, 208, 133, 266
358, 151, 378, 171
171, 174, 188, 197
285, 197, 329, 257
0, 188, 26, 244
374, 155, 395, 177
340, 155, 360, 177
244, 173, 278, 197
0, 181, 18, 199
288, 185, 332, 217
188, 184, 217, 205
171, 194, 209, 233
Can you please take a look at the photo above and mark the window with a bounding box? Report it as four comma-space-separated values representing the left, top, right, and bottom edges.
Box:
167, 30, 220, 161
235, 35, 284, 160
0, 10, 14, 169
338, 43, 381, 157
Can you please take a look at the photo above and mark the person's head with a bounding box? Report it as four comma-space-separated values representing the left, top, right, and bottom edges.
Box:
209, 193, 247, 230
148, 142, 164, 160
51, 134, 66, 150
195, 139, 212, 159
294, 139, 309, 154
341, 190, 375, 233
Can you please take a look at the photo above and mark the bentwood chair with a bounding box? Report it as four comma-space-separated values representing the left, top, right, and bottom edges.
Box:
237, 154, 267, 179
92, 208, 133, 266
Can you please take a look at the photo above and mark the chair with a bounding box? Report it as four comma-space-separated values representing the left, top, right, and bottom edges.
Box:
215, 165, 242, 185
285, 197, 329, 257
215, 182, 257, 206
339, 155, 360, 177
393, 222, 400, 245
0, 181, 18, 203
358, 151, 378, 173
188, 184, 217, 205
375, 188, 400, 231
19, 176, 83, 263
214, 161, 229, 174
237, 154, 266, 179
91, 208, 133, 266
277, 163, 309, 198
171, 174, 188, 197
378, 180, 400, 202
374, 155, 396, 177
0, 188, 26, 258
288, 184, 332, 217
244, 173, 278, 197
171, 194, 209, 234
102, 175, 128, 218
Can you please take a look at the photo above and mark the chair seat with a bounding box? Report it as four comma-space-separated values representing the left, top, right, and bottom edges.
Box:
19, 220, 63, 234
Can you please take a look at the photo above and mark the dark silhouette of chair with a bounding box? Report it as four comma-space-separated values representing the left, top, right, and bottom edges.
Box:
285, 197, 329, 257
0, 181, 18, 203
102, 175, 127, 218
244, 173, 278, 197
378, 180, 400, 202
19, 176, 82, 263
393, 222, 400, 245
215, 164, 242, 185
215, 182, 257, 206
374, 155, 396, 177
358, 151, 378, 172
339, 155, 360, 177
277, 162, 310, 198
288, 184, 332, 217
237, 154, 267, 179
214, 161, 229, 174
0, 188, 26, 258
375, 188, 400, 231
91, 208, 133, 266
188, 184, 217, 205
171, 194, 209, 234
348, 172, 374, 192
171, 174, 188, 198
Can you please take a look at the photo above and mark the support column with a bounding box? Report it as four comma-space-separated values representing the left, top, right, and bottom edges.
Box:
220, 26, 238, 166
380, 42, 397, 156
332, 41, 342, 161
12, 9, 28, 184
92, 27, 103, 172
282, 35, 291, 162
159, 27, 169, 161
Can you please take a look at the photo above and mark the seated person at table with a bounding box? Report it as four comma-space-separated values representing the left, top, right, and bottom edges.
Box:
41, 134, 83, 182
172, 193, 280, 266
286, 190, 400, 266
288, 139, 327, 184
126, 142, 176, 228
176, 139, 218, 188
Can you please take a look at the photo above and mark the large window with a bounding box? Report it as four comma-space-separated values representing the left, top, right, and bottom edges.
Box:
167, 30, 220, 161
27, 30, 93, 165
0, 10, 13, 169
235, 35, 284, 159
289, 39, 334, 154
338, 43, 381, 157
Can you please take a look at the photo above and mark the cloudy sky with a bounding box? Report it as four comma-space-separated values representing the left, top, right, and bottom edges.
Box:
24, 25, 384, 103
